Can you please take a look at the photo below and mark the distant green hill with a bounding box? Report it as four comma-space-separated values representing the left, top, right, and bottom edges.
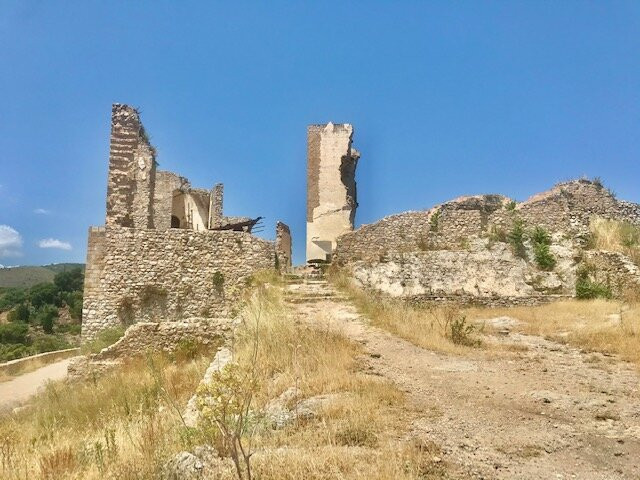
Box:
0, 263, 85, 288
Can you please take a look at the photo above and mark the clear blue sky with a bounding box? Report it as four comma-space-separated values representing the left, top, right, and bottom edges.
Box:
1, 1, 638, 266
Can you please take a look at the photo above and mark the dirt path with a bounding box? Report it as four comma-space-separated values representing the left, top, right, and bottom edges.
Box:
286, 280, 640, 479
0, 358, 74, 410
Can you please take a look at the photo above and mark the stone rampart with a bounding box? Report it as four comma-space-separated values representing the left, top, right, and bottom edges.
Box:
335, 180, 640, 264
81, 227, 275, 340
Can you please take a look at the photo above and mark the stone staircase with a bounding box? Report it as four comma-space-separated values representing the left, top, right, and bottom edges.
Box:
282, 274, 346, 304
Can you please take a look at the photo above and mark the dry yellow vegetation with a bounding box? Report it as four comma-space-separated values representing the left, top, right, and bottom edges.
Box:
0, 278, 447, 480
329, 268, 482, 355
589, 217, 640, 266
466, 299, 640, 367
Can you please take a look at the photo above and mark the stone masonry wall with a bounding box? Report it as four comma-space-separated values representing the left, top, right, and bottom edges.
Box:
335, 180, 640, 264
306, 123, 359, 262
106, 104, 157, 229
81, 227, 275, 340
154, 171, 189, 230
584, 250, 640, 298
275, 221, 292, 271
210, 183, 224, 228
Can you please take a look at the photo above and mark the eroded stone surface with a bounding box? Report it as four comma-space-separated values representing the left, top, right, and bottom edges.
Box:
306, 123, 359, 262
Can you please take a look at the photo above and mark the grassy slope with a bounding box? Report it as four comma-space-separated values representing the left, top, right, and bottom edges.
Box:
0, 280, 448, 480
0, 264, 84, 288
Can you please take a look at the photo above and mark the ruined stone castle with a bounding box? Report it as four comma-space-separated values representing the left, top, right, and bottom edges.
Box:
83, 108, 640, 339
81, 104, 291, 339
305, 124, 640, 306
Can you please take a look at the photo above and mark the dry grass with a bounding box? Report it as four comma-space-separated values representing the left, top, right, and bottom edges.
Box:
329, 268, 482, 355
465, 299, 640, 367
0, 353, 211, 479
0, 278, 448, 479
202, 284, 446, 479
589, 217, 640, 265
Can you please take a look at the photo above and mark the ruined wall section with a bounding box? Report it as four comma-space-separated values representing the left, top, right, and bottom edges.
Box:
335, 195, 510, 263
106, 104, 157, 229
275, 221, 292, 271
154, 171, 189, 230
335, 180, 640, 264
306, 123, 359, 262
584, 251, 640, 298
516, 180, 640, 236
209, 183, 224, 228
82, 227, 107, 326
81, 227, 276, 340
335, 179, 640, 304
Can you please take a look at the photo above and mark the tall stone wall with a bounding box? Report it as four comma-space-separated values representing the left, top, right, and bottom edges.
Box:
275, 221, 292, 271
81, 227, 276, 340
106, 104, 157, 229
306, 123, 360, 262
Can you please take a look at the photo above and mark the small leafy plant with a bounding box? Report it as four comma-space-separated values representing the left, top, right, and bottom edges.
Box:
531, 227, 556, 271
508, 219, 527, 258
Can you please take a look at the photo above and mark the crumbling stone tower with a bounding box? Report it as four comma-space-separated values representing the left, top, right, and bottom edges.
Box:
306, 123, 360, 262
82, 103, 292, 340
106, 104, 157, 229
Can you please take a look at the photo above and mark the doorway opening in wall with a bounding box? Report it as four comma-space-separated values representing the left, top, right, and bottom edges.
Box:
118, 298, 136, 327
171, 215, 180, 228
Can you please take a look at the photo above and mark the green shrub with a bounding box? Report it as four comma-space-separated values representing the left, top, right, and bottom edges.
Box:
33, 335, 71, 353
7, 302, 30, 323
34, 305, 59, 334
81, 326, 126, 354
29, 283, 61, 309
575, 264, 612, 299
508, 219, 527, 258
0, 287, 27, 312
0, 343, 33, 362
576, 279, 612, 299
506, 200, 516, 211
0, 322, 29, 344
531, 226, 551, 246
449, 316, 479, 346
57, 324, 82, 335
54, 267, 84, 293
531, 227, 556, 270
429, 210, 441, 232
534, 243, 557, 270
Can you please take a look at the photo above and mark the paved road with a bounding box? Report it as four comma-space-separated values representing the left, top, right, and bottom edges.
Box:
0, 358, 73, 410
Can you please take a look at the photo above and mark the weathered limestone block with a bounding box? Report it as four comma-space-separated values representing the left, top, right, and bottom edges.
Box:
306, 123, 360, 262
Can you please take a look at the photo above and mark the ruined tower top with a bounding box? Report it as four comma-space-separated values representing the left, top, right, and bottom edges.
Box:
306, 122, 359, 262
106, 104, 157, 229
